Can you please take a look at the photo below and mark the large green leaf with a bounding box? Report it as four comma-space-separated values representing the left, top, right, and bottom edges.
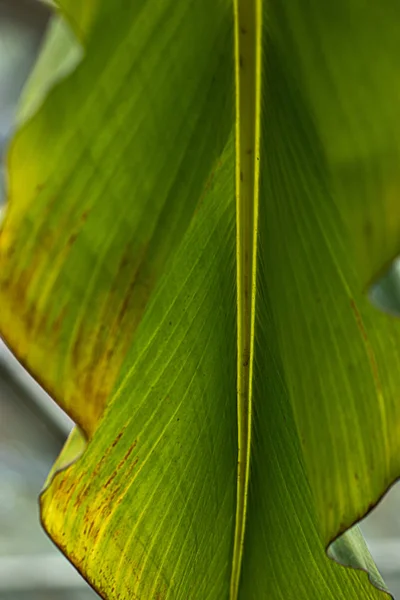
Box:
1, 0, 400, 598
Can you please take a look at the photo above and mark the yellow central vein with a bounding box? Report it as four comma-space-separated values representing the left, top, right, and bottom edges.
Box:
231, 0, 262, 598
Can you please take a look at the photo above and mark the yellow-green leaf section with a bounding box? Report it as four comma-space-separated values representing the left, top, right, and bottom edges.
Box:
1, 0, 233, 434
1, 0, 400, 599
53, 0, 100, 40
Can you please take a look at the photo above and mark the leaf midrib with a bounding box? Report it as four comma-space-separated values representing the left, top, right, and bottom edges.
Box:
231, 0, 262, 598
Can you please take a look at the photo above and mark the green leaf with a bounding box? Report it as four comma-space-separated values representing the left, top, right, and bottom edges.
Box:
1, 0, 233, 433
2, 0, 400, 598
17, 15, 82, 127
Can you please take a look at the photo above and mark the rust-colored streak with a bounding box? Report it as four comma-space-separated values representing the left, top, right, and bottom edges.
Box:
111, 428, 126, 448
119, 440, 138, 468
349, 298, 368, 341
75, 484, 90, 507
113, 241, 151, 328
349, 298, 382, 394
125, 456, 139, 479
81, 209, 90, 223
102, 441, 138, 490
65, 443, 139, 544
103, 471, 117, 489
66, 239, 156, 436
76, 427, 128, 505
51, 305, 68, 344
67, 232, 78, 248
104, 456, 139, 491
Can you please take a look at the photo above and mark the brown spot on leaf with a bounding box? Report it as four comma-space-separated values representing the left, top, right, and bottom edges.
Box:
350, 299, 368, 343
104, 471, 117, 489
52, 305, 68, 337
120, 440, 137, 465
67, 232, 78, 248
125, 457, 139, 479
111, 428, 126, 448
81, 209, 90, 223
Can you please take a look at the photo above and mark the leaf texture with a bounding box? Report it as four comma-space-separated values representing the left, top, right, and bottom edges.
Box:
2, 0, 400, 599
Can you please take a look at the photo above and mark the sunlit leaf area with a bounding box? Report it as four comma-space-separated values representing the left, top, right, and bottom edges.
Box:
2, 1, 400, 599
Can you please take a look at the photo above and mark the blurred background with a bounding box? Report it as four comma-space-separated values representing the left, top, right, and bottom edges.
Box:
0, 0, 400, 598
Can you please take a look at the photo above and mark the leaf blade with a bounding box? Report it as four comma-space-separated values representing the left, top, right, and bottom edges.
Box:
2, 0, 400, 598
1, 0, 234, 434
41, 135, 238, 599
